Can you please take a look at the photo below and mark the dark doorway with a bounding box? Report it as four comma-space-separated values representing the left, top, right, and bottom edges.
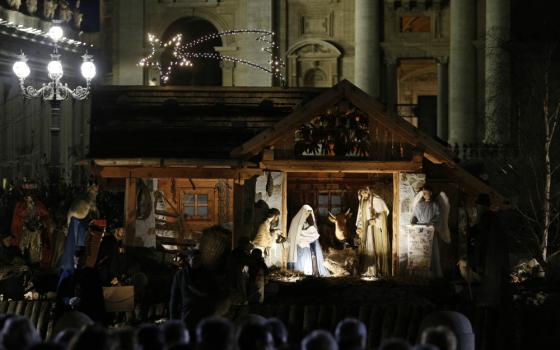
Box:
161, 17, 223, 86
416, 95, 438, 137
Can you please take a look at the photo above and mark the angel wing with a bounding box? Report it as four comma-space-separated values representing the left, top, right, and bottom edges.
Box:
436, 192, 451, 243
411, 191, 423, 215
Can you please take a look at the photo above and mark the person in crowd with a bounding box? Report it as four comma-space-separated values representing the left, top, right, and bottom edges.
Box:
227, 237, 254, 304
420, 326, 457, 350
411, 345, 438, 350
248, 249, 269, 304
170, 249, 228, 332
378, 338, 411, 350
0, 315, 41, 350
69, 324, 112, 350
161, 319, 190, 348
109, 327, 136, 350
0, 232, 29, 299
196, 317, 235, 350
135, 324, 165, 350
335, 318, 367, 350
301, 329, 338, 350
265, 318, 288, 350
237, 321, 275, 350
53, 328, 78, 349
28, 343, 65, 350
95, 226, 124, 285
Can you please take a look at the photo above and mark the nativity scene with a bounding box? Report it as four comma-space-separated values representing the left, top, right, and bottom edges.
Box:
88, 80, 505, 284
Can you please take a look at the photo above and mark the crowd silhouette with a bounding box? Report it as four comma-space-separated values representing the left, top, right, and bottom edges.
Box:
0, 312, 460, 350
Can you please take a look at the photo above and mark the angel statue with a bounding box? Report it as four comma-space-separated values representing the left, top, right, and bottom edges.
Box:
410, 184, 450, 278
287, 205, 330, 277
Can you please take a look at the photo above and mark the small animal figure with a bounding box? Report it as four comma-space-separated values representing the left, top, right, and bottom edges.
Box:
67, 184, 99, 226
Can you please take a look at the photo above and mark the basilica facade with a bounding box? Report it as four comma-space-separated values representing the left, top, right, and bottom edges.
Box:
0, 0, 514, 182
101, 0, 511, 148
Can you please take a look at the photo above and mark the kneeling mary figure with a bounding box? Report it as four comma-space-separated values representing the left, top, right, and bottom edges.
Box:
287, 205, 330, 277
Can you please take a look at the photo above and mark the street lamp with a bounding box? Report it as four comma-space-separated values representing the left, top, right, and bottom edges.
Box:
12, 24, 95, 180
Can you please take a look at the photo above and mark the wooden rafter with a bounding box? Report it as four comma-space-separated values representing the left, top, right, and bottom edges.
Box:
95, 166, 262, 179
259, 159, 422, 173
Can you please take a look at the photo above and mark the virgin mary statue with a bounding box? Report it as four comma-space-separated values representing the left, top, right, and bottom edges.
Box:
287, 205, 330, 276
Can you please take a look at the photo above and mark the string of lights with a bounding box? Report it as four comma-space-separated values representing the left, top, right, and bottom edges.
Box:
138, 29, 285, 84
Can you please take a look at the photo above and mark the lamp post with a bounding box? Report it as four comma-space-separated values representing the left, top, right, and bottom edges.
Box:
12, 24, 96, 181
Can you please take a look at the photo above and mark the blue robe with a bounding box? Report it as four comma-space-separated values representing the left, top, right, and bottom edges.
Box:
58, 217, 89, 286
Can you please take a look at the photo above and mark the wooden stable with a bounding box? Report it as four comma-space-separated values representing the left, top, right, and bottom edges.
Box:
89, 80, 505, 275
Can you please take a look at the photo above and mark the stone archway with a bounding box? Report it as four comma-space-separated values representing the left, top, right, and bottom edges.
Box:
286, 39, 342, 88
159, 16, 223, 86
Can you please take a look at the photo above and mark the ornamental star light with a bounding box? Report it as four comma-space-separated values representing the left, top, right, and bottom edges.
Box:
138, 29, 285, 84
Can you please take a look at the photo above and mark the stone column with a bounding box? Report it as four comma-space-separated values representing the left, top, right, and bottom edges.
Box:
113, 0, 144, 85
354, 0, 380, 98
449, 0, 476, 145
236, 0, 273, 86
484, 0, 511, 144
437, 57, 449, 141
385, 57, 397, 115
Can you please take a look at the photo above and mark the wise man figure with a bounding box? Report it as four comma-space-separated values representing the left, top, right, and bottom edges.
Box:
11, 182, 53, 269
251, 208, 285, 267
356, 187, 391, 277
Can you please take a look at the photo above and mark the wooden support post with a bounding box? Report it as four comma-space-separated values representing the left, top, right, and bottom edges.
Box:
233, 181, 244, 249
392, 172, 400, 276
124, 177, 137, 246
281, 171, 288, 270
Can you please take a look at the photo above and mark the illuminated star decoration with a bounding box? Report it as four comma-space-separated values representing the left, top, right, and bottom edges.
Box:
138, 29, 285, 84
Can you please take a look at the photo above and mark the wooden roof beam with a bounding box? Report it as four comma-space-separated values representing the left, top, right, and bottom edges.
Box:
97, 166, 262, 179
259, 159, 422, 173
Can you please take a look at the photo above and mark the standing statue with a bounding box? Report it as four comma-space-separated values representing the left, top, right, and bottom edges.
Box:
287, 205, 329, 276
410, 184, 450, 278
26, 0, 37, 15
356, 187, 390, 277
43, 0, 58, 20
59, 0, 72, 22
11, 183, 53, 268
251, 208, 285, 267
7, 0, 22, 10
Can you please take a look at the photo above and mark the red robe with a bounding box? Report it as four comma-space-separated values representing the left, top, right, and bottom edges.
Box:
10, 200, 53, 269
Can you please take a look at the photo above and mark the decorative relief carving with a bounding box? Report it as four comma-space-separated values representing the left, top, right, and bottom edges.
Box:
300, 12, 333, 37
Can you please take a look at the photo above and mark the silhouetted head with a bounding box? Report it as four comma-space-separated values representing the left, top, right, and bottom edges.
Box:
53, 328, 78, 348
378, 338, 411, 350
69, 324, 112, 350
251, 249, 263, 259
265, 318, 288, 348
420, 326, 457, 350
136, 324, 164, 350
196, 317, 235, 350
161, 320, 189, 347
1, 316, 41, 350
237, 322, 274, 350
335, 318, 367, 350
301, 330, 338, 350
